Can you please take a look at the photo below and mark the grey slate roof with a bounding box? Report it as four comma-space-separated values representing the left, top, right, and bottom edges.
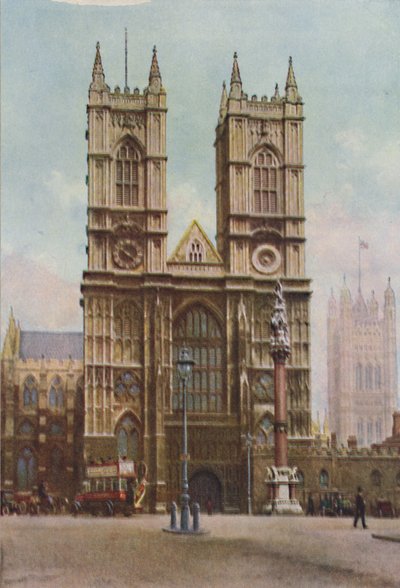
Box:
19, 331, 83, 361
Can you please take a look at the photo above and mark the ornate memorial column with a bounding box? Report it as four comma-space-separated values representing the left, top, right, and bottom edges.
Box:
265, 282, 303, 515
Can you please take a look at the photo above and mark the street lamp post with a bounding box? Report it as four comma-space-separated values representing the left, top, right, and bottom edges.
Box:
242, 432, 253, 515
176, 346, 195, 531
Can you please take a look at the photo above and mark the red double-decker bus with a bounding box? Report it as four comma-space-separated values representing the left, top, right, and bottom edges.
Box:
71, 459, 147, 516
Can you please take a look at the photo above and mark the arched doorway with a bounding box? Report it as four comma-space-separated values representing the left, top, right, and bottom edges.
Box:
189, 470, 222, 513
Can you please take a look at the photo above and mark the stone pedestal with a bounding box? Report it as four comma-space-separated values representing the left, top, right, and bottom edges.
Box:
264, 465, 303, 515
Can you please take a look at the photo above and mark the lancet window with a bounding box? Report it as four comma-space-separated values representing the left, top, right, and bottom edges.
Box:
115, 141, 140, 207
252, 150, 280, 214
23, 375, 38, 408
255, 415, 274, 446
172, 306, 223, 413
49, 376, 64, 409
116, 415, 139, 460
17, 447, 36, 491
113, 302, 141, 364
187, 240, 204, 263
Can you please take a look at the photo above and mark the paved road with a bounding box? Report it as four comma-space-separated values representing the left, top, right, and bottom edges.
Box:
1, 514, 399, 587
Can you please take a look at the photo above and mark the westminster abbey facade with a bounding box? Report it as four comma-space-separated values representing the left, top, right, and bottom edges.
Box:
3, 44, 399, 515
78, 44, 312, 513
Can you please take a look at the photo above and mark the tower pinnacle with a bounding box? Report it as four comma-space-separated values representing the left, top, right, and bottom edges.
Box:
147, 45, 162, 95
218, 81, 228, 124
229, 52, 242, 99
285, 56, 301, 103
90, 42, 109, 93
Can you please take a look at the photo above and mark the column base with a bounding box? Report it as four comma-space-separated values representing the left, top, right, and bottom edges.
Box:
264, 465, 303, 515
263, 499, 303, 515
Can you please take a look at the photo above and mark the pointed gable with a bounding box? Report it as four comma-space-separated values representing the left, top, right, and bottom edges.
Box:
168, 220, 222, 264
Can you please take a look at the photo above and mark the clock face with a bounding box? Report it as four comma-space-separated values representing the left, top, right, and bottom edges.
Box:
253, 374, 274, 402
252, 244, 281, 274
113, 238, 143, 269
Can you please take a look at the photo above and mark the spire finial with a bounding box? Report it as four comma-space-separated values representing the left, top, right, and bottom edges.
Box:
285, 55, 301, 103
147, 44, 162, 95
218, 80, 228, 124
90, 41, 108, 93
229, 51, 242, 99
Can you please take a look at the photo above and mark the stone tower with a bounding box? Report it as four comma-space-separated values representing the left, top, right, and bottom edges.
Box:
81, 43, 168, 511
327, 279, 398, 445
215, 54, 312, 441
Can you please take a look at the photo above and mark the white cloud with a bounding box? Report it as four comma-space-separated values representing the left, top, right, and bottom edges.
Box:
1, 252, 82, 339
51, 0, 150, 5
43, 170, 85, 210
335, 129, 367, 158
168, 182, 216, 253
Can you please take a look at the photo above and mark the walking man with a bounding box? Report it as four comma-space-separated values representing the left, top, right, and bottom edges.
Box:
353, 486, 368, 529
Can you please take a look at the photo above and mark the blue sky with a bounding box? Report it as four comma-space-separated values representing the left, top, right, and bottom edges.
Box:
2, 0, 400, 416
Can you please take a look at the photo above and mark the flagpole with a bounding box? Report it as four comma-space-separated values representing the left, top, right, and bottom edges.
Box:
358, 237, 361, 292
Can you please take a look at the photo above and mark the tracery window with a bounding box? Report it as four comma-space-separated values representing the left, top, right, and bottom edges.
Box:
49, 376, 64, 409
252, 150, 279, 214
23, 375, 38, 408
114, 372, 140, 399
18, 420, 35, 436
116, 415, 139, 460
115, 141, 140, 206
253, 304, 273, 366
17, 447, 36, 491
187, 240, 204, 263
49, 422, 64, 436
114, 301, 141, 364
255, 415, 274, 446
319, 470, 329, 489
172, 306, 223, 413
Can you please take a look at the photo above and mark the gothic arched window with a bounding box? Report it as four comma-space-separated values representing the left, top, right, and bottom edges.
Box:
371, 469, 382, 487
319, 470, 329, 489
23, 376, 38, 408
173, 306, 223, 413
116, 415, 139, 460
114, 372, 140, 400
17, 447, 36, 491
187, 240, 204, 263
115, 141, 140, 207
49, 421, 64, 436
113, 301, 141, 364
252, 150, 280, 214
256, 415, 274, 446
18, 420, 35, 436
49, 376, 64, 409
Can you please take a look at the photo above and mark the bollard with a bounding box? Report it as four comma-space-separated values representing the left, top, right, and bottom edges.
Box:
170, 502, 177, 529
192, 502, 200, 531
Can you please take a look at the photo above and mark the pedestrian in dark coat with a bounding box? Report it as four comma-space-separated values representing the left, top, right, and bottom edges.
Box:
353, 486, 368, 529
307, 494, 315, 516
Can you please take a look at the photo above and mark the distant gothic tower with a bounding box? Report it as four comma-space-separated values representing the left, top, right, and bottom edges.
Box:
327, 279, 398, 446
